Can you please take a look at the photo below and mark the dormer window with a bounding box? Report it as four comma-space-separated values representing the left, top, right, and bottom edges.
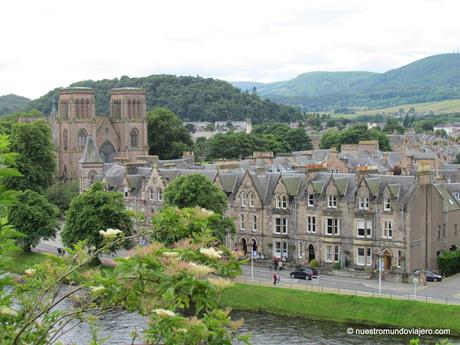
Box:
157, 188, 163, 201
307, 194, 314, 207
249, 193, 254, 208
383, 197, 391, 212
241, 192, 247, 207
327, 194, 337, 208
123, 186, 129, 199
359, 197, 369, 210
281, 195, 288, 209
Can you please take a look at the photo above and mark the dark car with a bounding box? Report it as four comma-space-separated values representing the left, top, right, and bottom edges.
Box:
425, 271, 442, 282
290, 266, 317, 280
413, 269, 442, 282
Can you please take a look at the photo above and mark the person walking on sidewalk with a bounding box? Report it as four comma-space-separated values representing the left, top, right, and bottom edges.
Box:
273, 273, 277, 285
276, 273, 281, 284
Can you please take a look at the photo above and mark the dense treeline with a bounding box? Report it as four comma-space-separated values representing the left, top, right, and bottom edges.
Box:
27, 75, 303, 123
320, 124, 391, 151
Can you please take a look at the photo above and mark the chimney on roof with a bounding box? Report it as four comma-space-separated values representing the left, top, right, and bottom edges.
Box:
416, 160, 432, 185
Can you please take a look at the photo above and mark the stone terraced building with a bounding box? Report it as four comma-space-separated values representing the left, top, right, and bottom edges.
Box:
79, 137, 460, 281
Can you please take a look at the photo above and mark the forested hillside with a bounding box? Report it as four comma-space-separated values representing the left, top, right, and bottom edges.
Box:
27, 75, 302, 123
233, 53, 460, 111
0, 94, 30, 115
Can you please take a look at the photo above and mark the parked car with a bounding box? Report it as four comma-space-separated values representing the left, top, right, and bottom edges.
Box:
290, 266, 317, 280
425, 271, 442, 282
413, 269, 442, 282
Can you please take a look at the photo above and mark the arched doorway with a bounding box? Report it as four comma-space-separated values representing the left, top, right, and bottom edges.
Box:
308, 244, 315, 262
383, 249, 392, 270
240, 238, 248, 255
99, 141, 116, 163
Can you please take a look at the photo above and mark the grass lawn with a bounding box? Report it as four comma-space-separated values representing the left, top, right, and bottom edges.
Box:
3, 251, 50, 274
221, 284, 460, 334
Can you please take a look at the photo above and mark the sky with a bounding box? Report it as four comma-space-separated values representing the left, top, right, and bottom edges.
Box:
1, 0, 460, 99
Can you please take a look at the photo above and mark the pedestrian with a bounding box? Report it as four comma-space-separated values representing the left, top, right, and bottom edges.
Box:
273, 273, 277, 285
276, 273, 281, 284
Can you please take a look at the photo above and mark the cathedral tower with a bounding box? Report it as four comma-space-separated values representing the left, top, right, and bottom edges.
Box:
56, 87, 96, 180
109, 87, 148, 162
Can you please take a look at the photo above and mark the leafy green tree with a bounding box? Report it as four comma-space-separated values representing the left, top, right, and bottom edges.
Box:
206, 132, 254, 160
319, 128, 340, 149
383, 118, 405, 134
61, 182, 133, 251
147, 107, 193, 159
435, 129, 448, 138
165, 174, 227, 214
194, 137, 208, 162
286, 127, 313, 151
8, 190, 59, 252
46, 181, 80, 217
152, 207, 235, 245
320, 125, 391, 151
4, 121, 55, 192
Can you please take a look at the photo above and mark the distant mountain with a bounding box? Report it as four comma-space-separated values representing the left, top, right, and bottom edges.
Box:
0, 94, 30, 115
232, 53, 460, 111
231, 81, 267, 92
27, 75, 302, 123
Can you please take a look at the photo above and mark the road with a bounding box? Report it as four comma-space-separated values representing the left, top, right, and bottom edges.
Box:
241, 265, 460, 302
36, 238, 460, 302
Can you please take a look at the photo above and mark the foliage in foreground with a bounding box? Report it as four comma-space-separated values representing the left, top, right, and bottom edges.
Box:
0, 220, 249, 344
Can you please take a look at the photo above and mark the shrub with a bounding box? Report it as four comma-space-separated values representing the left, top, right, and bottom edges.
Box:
309, 259, 319, 268
437, 250, 460, 276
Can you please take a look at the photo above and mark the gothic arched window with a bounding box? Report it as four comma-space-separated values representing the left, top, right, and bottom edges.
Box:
77, 128, 88, 149
130, 128, 139, 148
63, 129, 68, 150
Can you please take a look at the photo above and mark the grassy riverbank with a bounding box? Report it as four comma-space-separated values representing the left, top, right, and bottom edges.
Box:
3, 251, 48, 274
221, 284, 460, 334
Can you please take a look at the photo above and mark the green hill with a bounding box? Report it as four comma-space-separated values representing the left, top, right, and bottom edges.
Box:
233, 53, 460, 111
27, 75, 302, 123
0, 94, 30, 115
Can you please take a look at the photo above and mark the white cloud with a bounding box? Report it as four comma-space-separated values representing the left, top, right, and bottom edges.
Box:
0, 0, 459, 98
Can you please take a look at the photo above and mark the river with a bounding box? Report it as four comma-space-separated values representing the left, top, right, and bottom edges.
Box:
58, 309, 459, 345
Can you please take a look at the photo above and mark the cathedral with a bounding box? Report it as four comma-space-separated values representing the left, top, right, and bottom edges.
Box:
51, 87, 149, 180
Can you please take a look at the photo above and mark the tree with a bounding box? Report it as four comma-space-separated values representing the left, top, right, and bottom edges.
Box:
435, 129, 448, 138
8, 190, 59, 252
46, 181, 80, 217
319, 128, 340, 149
194, 137, 208, 162
185, 123, 196, 134
152, 207, 235, 245
147, 107, 193, 159
165, 174, 227, 214
383, 118, 405, 134
206, 132, 254, 160
61, 182, 133, 251
286, 127, 313, 151
4, 121, 55, 192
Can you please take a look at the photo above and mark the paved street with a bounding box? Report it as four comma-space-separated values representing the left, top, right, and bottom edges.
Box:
35, 237, 460, 302
241, 265, 460, 302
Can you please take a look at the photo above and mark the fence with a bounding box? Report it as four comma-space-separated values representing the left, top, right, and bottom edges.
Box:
233, 276, 460, 306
